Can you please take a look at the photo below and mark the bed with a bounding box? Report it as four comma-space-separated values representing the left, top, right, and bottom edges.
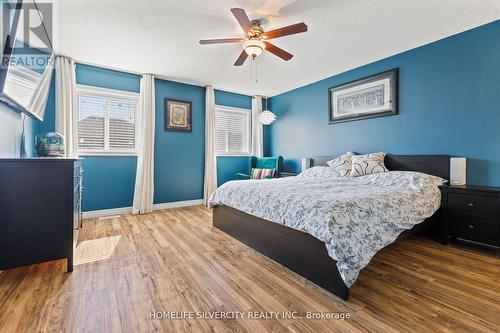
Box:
210, 154, 450, 300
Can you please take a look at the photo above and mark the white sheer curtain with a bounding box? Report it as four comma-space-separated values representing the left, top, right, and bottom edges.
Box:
55, 56, 78, 157
251, 95, 263, 157
133, 74, 156, 214
27, 55, 54, 120
203, 86, 217, 206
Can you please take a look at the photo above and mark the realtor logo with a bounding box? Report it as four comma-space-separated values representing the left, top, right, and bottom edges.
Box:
1, 1, 53, 69
2, 0, 53, 54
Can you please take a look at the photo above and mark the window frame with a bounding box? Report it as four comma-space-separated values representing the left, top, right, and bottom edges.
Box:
76, 84, 140, 156
214, 105, 252, 157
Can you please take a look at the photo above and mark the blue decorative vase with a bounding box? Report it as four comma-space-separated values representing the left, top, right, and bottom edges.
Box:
35, 132, 65, 157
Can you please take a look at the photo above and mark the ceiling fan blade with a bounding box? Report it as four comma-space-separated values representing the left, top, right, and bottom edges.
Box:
231, 8, 252, 34
199, 38, 244, 45
234, 50, 248, 66
264, 22, 308, 39
264, 42, 293, 61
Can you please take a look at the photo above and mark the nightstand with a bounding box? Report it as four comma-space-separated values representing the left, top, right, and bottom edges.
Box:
440, 184, 500, 256
280, 172, 299, 178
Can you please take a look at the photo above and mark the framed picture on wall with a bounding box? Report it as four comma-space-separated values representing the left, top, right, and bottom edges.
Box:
165, 99, 192, 132
329, 69, 398, 124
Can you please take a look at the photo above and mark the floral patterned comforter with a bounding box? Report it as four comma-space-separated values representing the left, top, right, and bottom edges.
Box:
209, 168, 445, 287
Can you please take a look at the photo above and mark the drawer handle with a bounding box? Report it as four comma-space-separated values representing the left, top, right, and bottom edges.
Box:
467, 202, 474, 207
468, 224, 474, 229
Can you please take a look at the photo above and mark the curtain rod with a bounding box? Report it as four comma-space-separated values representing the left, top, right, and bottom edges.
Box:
70, 58, 268, 98
72, 58, 142, 76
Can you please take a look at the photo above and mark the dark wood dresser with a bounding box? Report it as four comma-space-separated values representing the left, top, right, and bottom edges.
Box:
440, 184, 500, 256
0, 158, 82, 272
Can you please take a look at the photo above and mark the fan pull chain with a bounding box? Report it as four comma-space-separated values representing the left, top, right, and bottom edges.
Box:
249, 56, 253, 81
255, 56, 259, 83
248, 56, 259, 83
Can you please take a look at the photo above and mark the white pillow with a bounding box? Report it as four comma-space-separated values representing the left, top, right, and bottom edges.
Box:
350, 152, 389, 177
297, 166, 341, 179
327, 152, 354, 177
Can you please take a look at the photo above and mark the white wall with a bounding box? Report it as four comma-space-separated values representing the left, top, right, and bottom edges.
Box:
0, 103, 33, 157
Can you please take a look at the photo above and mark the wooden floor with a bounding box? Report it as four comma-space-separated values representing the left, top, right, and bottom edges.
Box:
0, 206, 499, 333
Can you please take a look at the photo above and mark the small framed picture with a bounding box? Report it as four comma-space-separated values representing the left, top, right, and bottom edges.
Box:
165, 99, 192, 132
329, 69, 398, 124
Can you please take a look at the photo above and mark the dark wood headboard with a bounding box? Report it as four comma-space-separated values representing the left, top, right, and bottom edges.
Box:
307, 154, 450, 180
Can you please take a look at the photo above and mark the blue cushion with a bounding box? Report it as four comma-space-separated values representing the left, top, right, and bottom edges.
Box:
255, 157, 278, 169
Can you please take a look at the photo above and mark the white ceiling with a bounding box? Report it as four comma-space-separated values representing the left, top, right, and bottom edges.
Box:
53, 0, 500, 97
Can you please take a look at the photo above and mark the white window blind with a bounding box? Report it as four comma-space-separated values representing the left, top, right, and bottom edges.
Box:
77, 94, 106, 150
215, 106, 251, 155
109, 98, 136, 149
77, 85, 138, 155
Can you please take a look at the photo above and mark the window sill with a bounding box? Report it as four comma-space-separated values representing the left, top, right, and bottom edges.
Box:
78, 151, 138, 157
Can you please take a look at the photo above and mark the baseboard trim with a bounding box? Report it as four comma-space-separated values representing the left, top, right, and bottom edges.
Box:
82, 199, 204, 219
152, 199, 203, 210
82, 207, 133, 219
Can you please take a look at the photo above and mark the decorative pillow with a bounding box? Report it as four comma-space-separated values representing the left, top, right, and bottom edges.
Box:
251, 168, 276, 179
350, 152, 389, 177
327, 152, 355, 177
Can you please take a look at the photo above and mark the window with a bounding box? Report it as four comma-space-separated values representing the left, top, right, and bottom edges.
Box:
76, 85, 139, 155
215, 106, 251, 155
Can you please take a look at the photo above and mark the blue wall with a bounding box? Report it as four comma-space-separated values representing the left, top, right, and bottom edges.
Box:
154, 80, 206, 203
153, 85, 252, 203
76, 64, 141, 211
73, 65, 252, 210
36, 69, 56, 134
0, 65, 251, 211
268, 20, 500, 186
215, 90, 252, 109
82, 156, 137, 211
77, 64, 141, 93
77, 69, 253, 210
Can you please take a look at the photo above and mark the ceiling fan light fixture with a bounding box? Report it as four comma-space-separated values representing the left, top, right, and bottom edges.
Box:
199, 8, 307, 66
243, 39, 265, 57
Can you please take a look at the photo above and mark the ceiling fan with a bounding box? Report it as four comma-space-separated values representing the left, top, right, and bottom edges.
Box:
199, 8, 308, 66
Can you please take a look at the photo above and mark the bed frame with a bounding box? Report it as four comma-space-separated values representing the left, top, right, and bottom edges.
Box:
213, 154, 450, 300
